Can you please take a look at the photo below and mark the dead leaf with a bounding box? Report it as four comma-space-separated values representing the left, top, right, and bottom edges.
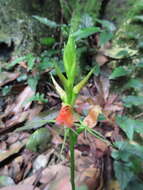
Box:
7, 133, 19, 144
94, 138, 108, 158
0, 143, 24, 163
0, 184, 39, 190
0, 72, 19, 87
3, 86, 34, 118
2, 105, 42, 130
95, 52, 109, 66
75, 96, 95, 115
83, 105, 102, 128
108, 180, 121, 190
5, 111, 29, 127
78, 167, 101, 190
12, 86, 35, 114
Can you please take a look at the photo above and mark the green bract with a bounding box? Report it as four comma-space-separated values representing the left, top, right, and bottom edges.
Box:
51, 35, 94, 106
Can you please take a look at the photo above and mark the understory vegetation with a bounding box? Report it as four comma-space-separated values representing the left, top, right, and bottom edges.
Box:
0, 0, 143, 190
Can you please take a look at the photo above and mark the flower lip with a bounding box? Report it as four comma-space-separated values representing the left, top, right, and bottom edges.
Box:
56, 104, 74, 128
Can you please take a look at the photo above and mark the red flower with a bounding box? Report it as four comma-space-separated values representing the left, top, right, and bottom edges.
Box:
56, 104, 74, 128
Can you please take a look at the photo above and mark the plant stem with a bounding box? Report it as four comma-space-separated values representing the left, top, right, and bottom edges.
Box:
69, 129, 76, 190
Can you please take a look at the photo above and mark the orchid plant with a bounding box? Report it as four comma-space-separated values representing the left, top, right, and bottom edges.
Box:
51, 35, 94, 190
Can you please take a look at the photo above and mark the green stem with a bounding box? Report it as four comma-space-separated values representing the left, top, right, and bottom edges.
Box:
69, 129, 76, 190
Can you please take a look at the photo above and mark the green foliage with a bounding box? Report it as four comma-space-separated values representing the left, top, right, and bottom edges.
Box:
40, 37, 56, 46
109, 66, 130, 79
96, 19, 116, 32
2, 85, 12, 96
123, 78, 143, 90
52, 36, 94, 105
106, 47, 137, 59
26, 128, 52, 152
26, 54, 36, 71
7, 53, 37, 71
24, 92, 48, 104
33, 16, 59, 28
27, 75, 39, 91
71, 26, 100, 41
114, 0, 143, 49
7, 56, 27, 69
116, 116, 135, 140
112, 141, 143, 190
116, 116, 143, 140
122, 95, 143, 107
114, 161, 134, 190
99, 31, 113, 46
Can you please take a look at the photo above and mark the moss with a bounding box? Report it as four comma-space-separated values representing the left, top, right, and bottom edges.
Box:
0, 0, 61, 57
114, 0, 143, 48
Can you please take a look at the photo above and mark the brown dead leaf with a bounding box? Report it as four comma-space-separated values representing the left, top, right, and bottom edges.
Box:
78, 167, 101, 190
3, 105, 42, 129
40, 165, 69, 184
7, 133, 19, 144
94, 75, 110, 102
95, 52, 109, 66
5, 111, 29, 127
75, 95, 95, 115
94, 138, 108, 158
0, 184, 39, 190
0, 143, 24, 162
83, 105, 102, 128
108, 180, 121, 190
0, 72, 19, 87
12, 86, 35, 114
3, 86, 35, 118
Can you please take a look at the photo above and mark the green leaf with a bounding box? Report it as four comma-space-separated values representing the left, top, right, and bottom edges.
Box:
122, 96, 143, 108
116, 116, 135, 140
113, 141, 143, 160
123, 79, 143, 90
7, 56, 26, 69
114, 161, 134, 190
93, 63, 100, 76
105, 47, 137, 59
71, 27, 100, 40
99, 31, 113, 46
17, 74, 27, 82
25, 92, 48, 104
33, 16, 58, 28
132, 15, 143, 22
54, 63, 68, 88
96, 19, 116, 32
51, 75, 67, 102
27, 75, 39, 91
16, 109, 57, 131
136, 59, 143, 68
26, 128, 52, 152
27, 54, 36, 71
126, 177, 143, 190
40, 37, 55, 46
109, 66, 129, 79
63, 36, 76, 82
73, 67, 94, 94
133, 119, 143, 133
2, 85, 12, 96
116, 116, 143, 138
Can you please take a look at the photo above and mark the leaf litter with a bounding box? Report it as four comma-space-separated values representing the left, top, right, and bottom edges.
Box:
0, 67, 125, 190
0, 22, 129, 190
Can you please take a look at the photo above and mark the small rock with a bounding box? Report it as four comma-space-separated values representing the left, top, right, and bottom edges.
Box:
33, 155, 48, 173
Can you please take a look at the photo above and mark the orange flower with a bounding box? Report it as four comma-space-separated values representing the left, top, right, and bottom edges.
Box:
56, 104, 74, 128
